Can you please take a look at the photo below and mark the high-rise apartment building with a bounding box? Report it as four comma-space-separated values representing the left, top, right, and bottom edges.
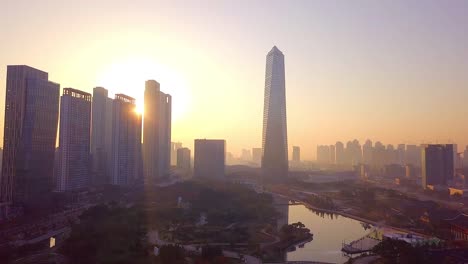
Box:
171, 142, 183, 166
111, 94, 142, 185
335, 142, 345, 165
406, 145, 421, 166
143, 80, 171, 184
56, 88, 91, 192
194, 139, 225, 180
329, 145, 336, 164
421, 144, 454, 189
317, 145, 330, 164
91, 87, 113, 185
177, 147, 191, 172
262, 46, 288, 179
362, 140, 373, 165
397, 144, 406, 165
292, 146, 300, 163
1, 66, 59, 206
346, 140, 362, 166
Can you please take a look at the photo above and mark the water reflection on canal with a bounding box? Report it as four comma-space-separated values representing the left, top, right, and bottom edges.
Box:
286, 204, 371, 264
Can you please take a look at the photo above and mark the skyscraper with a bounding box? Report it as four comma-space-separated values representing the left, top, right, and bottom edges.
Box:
56, 88, 91, 192
406, 145, 421, 166
317, 145, 331, 164
397, 144, 406, 161
262, 46, 288, 179
177, 147, 191, 172
91, 87, 113, 185
421, 144, 454, 189
111, 94, 142, 186
194, 139, 225, 180
373, 141, 386, 168
143, 80, 172, 184
335, 141, 345, 165
1, 66, 59, 206
329, 145, 336, 164
171, 142, 183, 166
362, 140, 373, 165
292, 146, 300, 163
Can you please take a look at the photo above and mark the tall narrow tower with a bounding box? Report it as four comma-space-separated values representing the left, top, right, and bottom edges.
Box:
56, 88, 91, 192
143, 80, 171, 185
111, 94, 142, 186
262, 46, 288, 179
91, 87, 113, 185
1, 65, 59, 206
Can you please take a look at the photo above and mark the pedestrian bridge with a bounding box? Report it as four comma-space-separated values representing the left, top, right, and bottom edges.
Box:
341, 228, 381, 254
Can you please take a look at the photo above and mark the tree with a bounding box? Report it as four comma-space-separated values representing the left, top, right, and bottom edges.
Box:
372, 239, 427, 264
60, 205, 150, 264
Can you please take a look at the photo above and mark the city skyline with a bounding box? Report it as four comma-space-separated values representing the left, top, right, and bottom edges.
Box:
1, 2, 468, 261
2, 1, 468, 160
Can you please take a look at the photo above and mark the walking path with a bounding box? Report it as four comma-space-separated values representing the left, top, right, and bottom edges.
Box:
148, 230, 262, 264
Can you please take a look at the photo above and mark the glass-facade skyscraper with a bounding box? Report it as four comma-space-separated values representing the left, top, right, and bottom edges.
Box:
262, 46, 288, 179
1, 65, 59, 207
111, 94, 142, 185
56, 88, 92, 192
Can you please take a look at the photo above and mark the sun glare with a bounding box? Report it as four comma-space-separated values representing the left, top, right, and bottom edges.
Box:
96, 56, 189, 120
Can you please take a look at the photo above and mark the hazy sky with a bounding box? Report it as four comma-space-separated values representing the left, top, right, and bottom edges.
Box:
1, 0, 468, 159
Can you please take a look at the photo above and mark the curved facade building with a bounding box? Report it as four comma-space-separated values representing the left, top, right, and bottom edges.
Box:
262, 46, 288, 179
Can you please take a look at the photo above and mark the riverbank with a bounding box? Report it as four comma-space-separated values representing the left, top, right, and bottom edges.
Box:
270, 191, 429, 238
269, 191, 378, 225
285, 203, 372, 263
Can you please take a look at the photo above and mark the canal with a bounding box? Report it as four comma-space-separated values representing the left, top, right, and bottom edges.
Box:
286, 204, 371, 264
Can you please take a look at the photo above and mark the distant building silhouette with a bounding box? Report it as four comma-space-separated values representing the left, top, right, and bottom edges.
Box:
421, 144, 454, 189
346, 139, 362, 166
329, 145, 336, 164
317, 145, 330, 164
1, 65, 59, 207
373, 141, 386, 168
177, 147, 191, 172
56, 88, 91, 191
386, 144, 396, 164
292, 146, 300, 163
463, 146, 468, 168
262, 46, 288, 179
91, 87, 113, 185
397, 144, 406, 165
194, 139, 225, 179
111, 94, 142, 186
241, 149, 252, 161
143, 80, 171, 184
335, 141, 345, 165
406, 144, 421, 166
171, 142, 182, 166
252, 148, 262, 165
362, 139, 373, 165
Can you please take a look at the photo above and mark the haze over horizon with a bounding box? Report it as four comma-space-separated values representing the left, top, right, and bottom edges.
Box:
2, 0, 468, 159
